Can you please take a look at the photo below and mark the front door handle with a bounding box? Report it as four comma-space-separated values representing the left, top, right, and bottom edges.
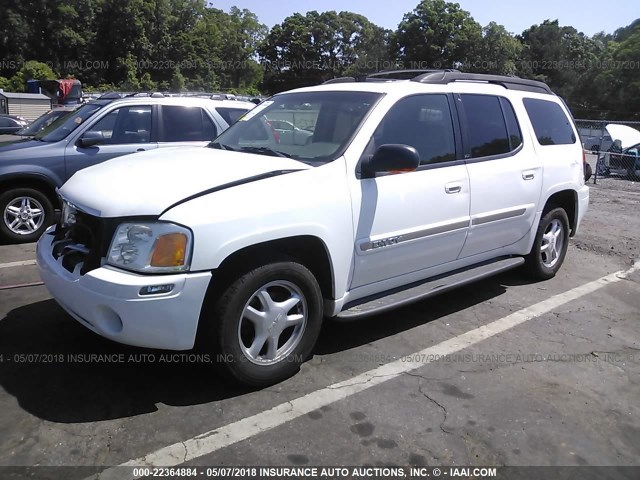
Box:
136, 148, 146, 152
445, 182, 463, 194
522, 170, 536, 180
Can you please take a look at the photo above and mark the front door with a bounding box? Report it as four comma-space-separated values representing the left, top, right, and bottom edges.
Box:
65, 105, 158, 180
349, 94, 471, 289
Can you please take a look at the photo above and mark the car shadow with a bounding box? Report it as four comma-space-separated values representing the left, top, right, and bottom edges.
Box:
0, 299, 250, 423
0, 269, 525, 424
315, 269, 518, 355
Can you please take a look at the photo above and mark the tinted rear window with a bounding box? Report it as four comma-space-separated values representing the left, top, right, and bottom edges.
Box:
216, 107, 250, 125
162, 106, 217, 142
460, 94, 510, 158
523, 98, 576, 145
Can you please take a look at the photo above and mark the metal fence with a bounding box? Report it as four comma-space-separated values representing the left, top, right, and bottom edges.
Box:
575, 119, 640, 186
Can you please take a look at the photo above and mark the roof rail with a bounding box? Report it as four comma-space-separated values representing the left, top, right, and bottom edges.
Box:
368, 69, 459, 80
124, 92, 165, 98
322, 69, 553, 94
96, 92, 122, 100
412, 71, 553, 94
322, 69, 460, 85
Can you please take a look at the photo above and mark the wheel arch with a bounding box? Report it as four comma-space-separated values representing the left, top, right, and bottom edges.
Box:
0, 173, 61, 210
541, 189, 578, 236
206, 235, 335, 304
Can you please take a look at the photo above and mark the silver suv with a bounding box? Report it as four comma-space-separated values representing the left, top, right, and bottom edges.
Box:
0, 95, 254, 242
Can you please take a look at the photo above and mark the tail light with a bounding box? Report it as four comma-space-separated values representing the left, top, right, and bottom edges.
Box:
265, 120, 280, 144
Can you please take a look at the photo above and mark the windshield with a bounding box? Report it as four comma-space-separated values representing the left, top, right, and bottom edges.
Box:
211, 91, 382, 164
35, 103, 104, 142
17, 109, 75, 136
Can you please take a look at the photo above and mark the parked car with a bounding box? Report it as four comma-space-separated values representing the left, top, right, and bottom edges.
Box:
266, 119, 314, 145
0, 96, 254, 242
0, 114, 28, 134
578, 126, 612, 153
0, 106, 79, 143
37, 71, 589, 387
596, 124, 640, 176
609, 143, 640, 177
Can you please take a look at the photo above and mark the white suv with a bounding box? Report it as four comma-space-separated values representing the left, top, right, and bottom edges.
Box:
37, 71, 589, 387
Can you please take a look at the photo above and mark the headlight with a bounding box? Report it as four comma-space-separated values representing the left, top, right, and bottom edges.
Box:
61, 200, 78, 227
107, 222, 193, 273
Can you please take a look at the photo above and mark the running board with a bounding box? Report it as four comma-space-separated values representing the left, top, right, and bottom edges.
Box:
337, 257, 525, 320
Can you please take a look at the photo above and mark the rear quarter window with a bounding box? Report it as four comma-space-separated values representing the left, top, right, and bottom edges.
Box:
216, 107, 250, 125
523, 98, 576, 145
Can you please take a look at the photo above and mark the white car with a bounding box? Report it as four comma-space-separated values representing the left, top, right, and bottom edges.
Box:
37, 71, 589, 387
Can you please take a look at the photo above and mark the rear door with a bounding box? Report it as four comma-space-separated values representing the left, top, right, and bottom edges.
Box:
457, 94, 543, 258
65, 104, 158, 179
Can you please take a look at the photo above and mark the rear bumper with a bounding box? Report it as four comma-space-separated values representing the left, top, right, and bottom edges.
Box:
37, 227, 212, 350
574, 185, 589, 236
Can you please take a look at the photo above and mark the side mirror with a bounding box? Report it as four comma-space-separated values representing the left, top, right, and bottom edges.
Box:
361, 144, 420, 179
78, 131, 104, 148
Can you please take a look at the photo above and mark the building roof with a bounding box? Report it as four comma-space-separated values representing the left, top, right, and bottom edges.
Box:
0, 91, 51, 100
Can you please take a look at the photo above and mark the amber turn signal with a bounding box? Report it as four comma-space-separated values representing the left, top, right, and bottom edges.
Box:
150, 233, 188, 267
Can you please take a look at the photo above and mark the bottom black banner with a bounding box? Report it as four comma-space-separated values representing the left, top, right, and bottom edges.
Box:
0, 466, 638, 480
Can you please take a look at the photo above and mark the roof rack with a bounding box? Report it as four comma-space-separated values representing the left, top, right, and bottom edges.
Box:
411, 71, 553, 94
323, 69, 459, 84
322, 69, 553, 94
124, 92, 165, 98
96, 92, 122, 100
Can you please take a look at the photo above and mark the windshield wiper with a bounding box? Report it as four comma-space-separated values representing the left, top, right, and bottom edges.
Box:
238, 146, 293, 158
208, 142, 236, 151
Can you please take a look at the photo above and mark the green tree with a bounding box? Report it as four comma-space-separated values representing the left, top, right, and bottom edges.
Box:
7, 60, 57, 92
606, 20, 640, 119
140, 72, 157, 91
474, 22, 523, 75
259, 10, 390, 93
394, 0, 482, 69
169, 67, 186, 92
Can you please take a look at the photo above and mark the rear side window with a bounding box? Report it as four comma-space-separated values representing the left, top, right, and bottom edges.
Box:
460, 94, 510, 158
216, 107, 249, 125
162, 106, 217, 142
523, 98, 576, 145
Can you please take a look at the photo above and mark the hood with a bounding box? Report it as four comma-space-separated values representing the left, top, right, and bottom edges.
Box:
0, 138, 46, 152
60, 147, 310, 217
605, 124, 640, 149
0, 134, 27, 145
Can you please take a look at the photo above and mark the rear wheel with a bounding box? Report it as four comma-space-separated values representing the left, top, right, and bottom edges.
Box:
0, 188, 54, 243
524, 207, 570, 280
204, 261, 323, 387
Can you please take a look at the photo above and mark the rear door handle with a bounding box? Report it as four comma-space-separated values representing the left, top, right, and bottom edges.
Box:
445, 182, 463, 194
522, 170, 535, 180
136, 148, 146, 152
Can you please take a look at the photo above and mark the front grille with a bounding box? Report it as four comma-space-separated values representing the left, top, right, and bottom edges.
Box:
52, 212, 117, 275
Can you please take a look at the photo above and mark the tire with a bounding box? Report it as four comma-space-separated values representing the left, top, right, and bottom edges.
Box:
524, 207, 570, 281
0, 188, 54, 243
204, 261, 323, 387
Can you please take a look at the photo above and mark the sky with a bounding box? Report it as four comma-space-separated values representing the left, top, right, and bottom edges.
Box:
211, 0, 639, 36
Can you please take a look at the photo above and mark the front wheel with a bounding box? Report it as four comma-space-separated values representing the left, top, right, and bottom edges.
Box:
524, 207, 570, 280
205, 261, 323, 387
0, 188, 54, 243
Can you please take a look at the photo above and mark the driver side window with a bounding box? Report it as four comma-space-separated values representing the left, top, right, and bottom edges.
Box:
86, 106, 152, 145
367, 94, 456, 165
